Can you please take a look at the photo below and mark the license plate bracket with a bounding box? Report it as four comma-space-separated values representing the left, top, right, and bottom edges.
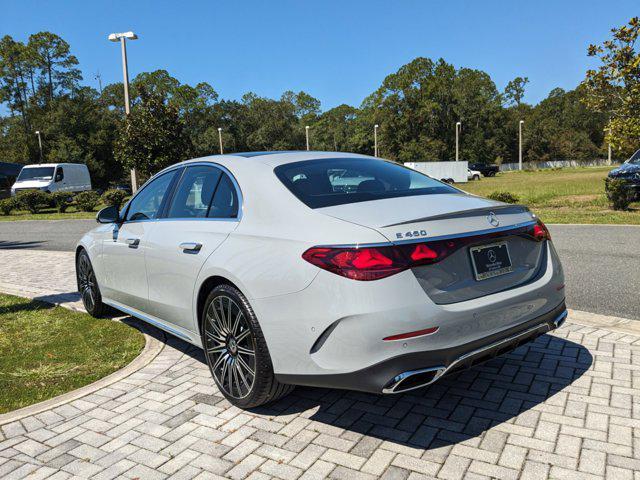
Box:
469, 241, 513, 281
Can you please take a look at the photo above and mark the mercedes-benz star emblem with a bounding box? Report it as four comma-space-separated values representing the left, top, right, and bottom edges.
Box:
487, 211, 500, 227
487, 250, 497, 263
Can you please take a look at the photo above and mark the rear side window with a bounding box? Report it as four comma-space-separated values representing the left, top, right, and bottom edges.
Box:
274, 158, 458, 208
167, 166, 222, 219
208, 174, 239, 218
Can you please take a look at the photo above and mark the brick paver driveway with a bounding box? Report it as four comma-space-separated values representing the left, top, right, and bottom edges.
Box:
1, 250, 639, 480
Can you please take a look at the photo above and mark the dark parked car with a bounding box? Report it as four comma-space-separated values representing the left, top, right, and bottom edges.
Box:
608, 149, 640, 200
0, 162, 23, 199
469, 162, 499, 177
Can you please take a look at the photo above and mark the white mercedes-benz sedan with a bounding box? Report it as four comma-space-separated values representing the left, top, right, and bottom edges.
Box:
77, 151, 566, 408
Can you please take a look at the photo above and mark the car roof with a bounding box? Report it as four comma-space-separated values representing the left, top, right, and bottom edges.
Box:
177, 151, 377, 170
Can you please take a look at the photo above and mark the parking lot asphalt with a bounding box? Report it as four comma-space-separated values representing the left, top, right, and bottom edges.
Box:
0, 219, 638, 320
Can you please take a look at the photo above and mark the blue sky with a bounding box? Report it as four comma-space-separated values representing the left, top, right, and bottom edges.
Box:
1, 1, 637, 110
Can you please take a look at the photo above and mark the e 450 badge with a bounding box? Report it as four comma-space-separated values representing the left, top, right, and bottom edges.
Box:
395, 230, 428, 240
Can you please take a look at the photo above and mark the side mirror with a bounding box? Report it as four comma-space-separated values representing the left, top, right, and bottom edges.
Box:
96, 205, 120, 224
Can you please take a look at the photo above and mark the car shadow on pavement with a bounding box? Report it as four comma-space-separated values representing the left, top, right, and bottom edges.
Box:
158, 329, 593, 452
0, 240, 46, 249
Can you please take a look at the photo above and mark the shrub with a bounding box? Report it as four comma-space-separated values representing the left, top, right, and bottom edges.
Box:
17, 190, 49, 214
51, 191, 74, 213
605, 178, 634, 211
101, 189, 127, 210
0, 198, 16, 216
487, 191, 520, 204
75, 191, 100, 212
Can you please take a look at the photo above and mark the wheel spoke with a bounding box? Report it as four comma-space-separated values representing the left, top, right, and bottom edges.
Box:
231, 311, 242, 336
236, 354, 255, 377
236, 328, 251, 343
236, 345, 255, 356
234, 360, 250, 392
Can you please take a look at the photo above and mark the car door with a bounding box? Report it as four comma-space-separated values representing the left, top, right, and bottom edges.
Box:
101, 169, 179, 311
145, 164, 241, 332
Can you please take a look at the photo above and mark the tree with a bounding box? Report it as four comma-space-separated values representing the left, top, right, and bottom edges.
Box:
583, 17, 640, 155
504, 77, 529, 106
114, 87, 193, 179
27, 32, 81, 101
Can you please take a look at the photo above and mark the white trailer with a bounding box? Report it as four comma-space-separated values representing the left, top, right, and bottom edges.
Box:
404, 161, 469, 183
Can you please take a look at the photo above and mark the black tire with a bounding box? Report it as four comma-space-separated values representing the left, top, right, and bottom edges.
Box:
201, 284, 294, 408
76, 250, 105, 317
473, 175, 480, 181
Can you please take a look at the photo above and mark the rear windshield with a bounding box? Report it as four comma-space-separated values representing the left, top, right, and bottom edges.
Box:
274, 158, 458, 208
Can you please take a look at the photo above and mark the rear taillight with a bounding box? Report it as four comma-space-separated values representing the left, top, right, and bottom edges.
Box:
302, 241, 457, 281
532, 219, 551, 241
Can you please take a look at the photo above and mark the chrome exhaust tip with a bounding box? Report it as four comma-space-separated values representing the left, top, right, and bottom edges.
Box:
553, 310, 568, 329
382, 366, 446, 394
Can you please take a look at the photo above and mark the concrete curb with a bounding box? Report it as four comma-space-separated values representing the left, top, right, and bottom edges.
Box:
567, 308, 640, 336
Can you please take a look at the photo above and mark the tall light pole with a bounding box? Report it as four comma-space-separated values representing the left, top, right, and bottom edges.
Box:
608, 125, 612, 164
374, 124, 379, 157
35, 130, 43, 162
519, 120, 524, 170
455, 121, 461, 161
108, 31, 138, 192
218, 128, 224, 154
305, 125, 310, 151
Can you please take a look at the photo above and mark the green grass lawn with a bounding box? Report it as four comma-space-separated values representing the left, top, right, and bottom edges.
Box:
463, 166, 640, 225
0, 294, 145, 414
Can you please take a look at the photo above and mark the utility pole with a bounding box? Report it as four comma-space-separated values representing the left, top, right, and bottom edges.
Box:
35, 131, 43, 162
608, 125, 612, 164
108, 31, 139, 192
95, 71, 103, 94
455, 122, 461, 161
519, 120, 524, 170
374, 124, 379, 157
305, 125, 310, 151
218, 128, 224, 154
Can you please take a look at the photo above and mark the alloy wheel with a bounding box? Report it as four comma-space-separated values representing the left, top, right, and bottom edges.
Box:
77, 254, 97, 312
204, 295, 256, 399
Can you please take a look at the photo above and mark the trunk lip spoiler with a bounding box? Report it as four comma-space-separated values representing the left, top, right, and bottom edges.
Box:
316, 219, 538, 249
382, 204, 530, 228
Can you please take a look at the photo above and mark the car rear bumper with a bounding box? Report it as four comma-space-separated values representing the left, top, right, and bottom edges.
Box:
276, 301, 566, 394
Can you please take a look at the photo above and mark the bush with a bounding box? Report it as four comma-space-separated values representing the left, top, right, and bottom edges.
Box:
75, 191, 100, 212
101, 189, 127, 210
605, 178, 634, 211
17, 190, 49, 214
0, 198, 16, 216
487, 191, 520, 204
51, 191, 74, 213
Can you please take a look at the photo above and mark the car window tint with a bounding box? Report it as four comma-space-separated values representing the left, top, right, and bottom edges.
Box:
167, 166, 222, 219
126, 171, 176, 222
275, 157, 458, 208
208, 173, 239, 218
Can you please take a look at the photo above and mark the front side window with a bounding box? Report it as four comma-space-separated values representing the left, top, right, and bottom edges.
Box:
274, 157, 458, 208
208, 173, 239, 218
125, 171, 177, 222
627, 149, 640, 165
17, 167, 54, 181
55, 167, 64, 182
167, 166, 222, 219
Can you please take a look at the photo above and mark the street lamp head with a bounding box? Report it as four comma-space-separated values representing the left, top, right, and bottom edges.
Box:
35, 130, 40, 135
374, 124, 379, 128
456, 121, 461, 127
218, 127, 222, 132
108, 32, 138, 42
520, 120, 524, 125
305, 125, 309, 130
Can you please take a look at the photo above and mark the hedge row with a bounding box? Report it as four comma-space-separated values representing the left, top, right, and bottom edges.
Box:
0, 189, 128, 216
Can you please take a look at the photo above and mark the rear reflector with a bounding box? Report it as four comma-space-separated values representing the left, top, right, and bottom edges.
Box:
383, 326, 440, 341
303, 221, 549, 281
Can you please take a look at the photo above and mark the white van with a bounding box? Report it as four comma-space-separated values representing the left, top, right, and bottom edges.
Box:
11, 163, 92, 196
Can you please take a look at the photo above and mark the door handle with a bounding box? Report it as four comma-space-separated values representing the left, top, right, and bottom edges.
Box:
179, 242, 202, 253
125, 238, 140, 248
